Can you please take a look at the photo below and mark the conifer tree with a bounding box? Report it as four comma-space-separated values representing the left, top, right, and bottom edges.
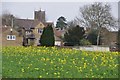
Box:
40, 25, 55, 46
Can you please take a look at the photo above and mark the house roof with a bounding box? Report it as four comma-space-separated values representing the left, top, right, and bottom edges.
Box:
1, 26, 8, 32
15, 19, 53, 29
2, 26, 19, 35
2, 27, 7, 32
1, 26, 14, 32
53, 28, 66, 37
15, 19, 39, 29
53, 28, 66, 41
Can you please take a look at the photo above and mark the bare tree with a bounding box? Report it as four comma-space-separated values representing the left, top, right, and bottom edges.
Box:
2, 10, 19, 27
2, 13, 13, 26
76, 2, 116, 45
67, 20, 77, 28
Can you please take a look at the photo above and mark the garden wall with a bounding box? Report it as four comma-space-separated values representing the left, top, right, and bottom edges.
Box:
72, 45, 110, 51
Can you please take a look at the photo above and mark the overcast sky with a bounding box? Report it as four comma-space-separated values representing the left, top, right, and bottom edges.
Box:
1, 1, 119, 25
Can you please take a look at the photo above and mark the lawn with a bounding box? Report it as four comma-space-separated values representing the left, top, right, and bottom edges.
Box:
2, 46, 119, 78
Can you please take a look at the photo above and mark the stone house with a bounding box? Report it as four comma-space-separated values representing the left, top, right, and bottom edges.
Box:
15, 19, 48, 46
2, 26, 22, 46
53, 28, 65, 46
100, 27, 118, 46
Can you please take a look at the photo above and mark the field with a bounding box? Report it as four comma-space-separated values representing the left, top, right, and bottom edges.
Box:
2, 46, 119, 78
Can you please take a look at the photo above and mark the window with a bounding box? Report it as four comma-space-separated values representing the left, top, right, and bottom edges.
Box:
38, 28, 43, 34
26, 31, 31, 35
7, 35, 16, 40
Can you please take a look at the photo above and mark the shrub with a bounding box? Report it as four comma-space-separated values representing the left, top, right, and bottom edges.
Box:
80, 38, 91, 46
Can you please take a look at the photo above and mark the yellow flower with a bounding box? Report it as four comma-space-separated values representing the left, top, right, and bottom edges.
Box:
66, 72, 68, 74
21, 68, 25, 73
92, 76, 94, 78
46, 72, 49, 75
46, 58, 50, 61
72, 61, 75, 64
90, 69, 92, 72
39, 75, 42, 78
57, 72, 60, 75
50, 60, 53, 64
82, 58, 84, 60
57, 76, 60, 78
34, 68, 39, 70
54, 72, 57, 75
104, 72, 106, 75
83, 62, 87, 68
92, 58, 94, 62
42, 69, 45, 71
79, 67, 82, 72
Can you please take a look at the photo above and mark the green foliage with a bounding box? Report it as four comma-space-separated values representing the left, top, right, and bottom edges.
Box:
87, 30, 98, 45
80, 38, 91, 46
64, 25, 85, 46
118, 29, 120, 51
2, 46, 119, 78
40, 25, 55, 46
56, 16, 67, 30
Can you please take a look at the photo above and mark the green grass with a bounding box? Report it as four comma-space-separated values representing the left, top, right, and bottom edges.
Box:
0, 47, 2, 78
2, 46, 119, 78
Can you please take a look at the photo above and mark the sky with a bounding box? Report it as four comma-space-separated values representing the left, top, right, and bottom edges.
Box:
1, 1, 119, 26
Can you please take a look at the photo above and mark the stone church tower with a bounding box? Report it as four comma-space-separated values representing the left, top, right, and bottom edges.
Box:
34, 9, 45, 22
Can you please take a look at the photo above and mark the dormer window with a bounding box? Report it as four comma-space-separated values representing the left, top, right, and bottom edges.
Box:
7, 35, 16, 40
38, 28, 43, 34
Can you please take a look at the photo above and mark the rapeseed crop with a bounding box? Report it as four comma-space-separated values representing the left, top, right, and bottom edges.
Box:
2, 46, 119, 78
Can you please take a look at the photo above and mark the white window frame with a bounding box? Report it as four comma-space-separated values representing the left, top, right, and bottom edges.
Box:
7, 35, 16, 40
55, 41, 61, 46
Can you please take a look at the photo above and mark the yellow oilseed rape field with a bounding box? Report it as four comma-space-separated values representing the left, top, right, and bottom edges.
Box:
2, 46, 119, 78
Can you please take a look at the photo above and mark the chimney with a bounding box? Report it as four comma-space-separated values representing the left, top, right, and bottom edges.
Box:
11, 15, 13, 28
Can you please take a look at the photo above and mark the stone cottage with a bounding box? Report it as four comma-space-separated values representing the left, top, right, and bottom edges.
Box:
2, 26, 22, 46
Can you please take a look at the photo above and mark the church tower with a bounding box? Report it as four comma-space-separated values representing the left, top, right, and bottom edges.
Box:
34, 9, 45, 22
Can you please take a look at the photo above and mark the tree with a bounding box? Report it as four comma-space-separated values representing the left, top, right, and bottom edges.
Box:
64, 25, 85, 46
40, 25, 55, 46
67, 20, 77, 28
76, 2, 116, 45
87, 30, 98, 45
2, 12, 15, 26
56, 16, 67, 30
